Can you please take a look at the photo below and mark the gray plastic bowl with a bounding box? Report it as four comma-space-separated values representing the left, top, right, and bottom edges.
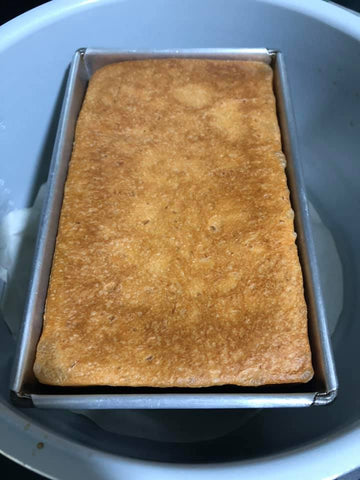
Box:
0, 0, 359, 478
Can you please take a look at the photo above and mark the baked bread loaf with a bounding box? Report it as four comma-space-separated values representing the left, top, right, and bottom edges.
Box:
33, 59, 313, 387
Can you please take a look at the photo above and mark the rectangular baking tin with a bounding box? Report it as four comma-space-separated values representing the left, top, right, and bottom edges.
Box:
10, 48, 338, 409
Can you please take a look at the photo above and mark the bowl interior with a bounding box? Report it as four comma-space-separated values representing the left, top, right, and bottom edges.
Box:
0, 0, 359, 465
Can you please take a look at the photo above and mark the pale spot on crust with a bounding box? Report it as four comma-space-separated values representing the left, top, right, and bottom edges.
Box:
214, 272, 240, 295
209, 99, 249, 142
188, 278, 206, 297
147, 254, 170, 276
173, 83, 213, 108
209, 98, 281, 145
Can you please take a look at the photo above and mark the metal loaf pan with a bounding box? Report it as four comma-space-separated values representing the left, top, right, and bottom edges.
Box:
10, 48, 338, 409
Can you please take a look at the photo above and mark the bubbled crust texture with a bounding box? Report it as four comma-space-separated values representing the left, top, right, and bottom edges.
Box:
33, 59, 314, 387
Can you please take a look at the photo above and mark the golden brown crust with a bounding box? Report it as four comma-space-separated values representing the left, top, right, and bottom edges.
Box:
33, 59, 313, 387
